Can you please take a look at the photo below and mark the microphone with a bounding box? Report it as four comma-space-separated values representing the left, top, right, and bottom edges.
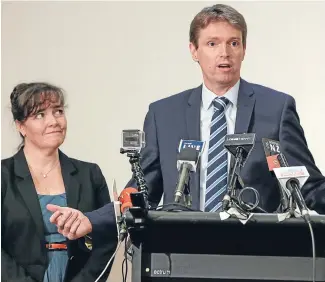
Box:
261, 138, 289, 212
277, 152, 289, 167
278, 154, 309, 216
273, 159, 310, 220
222, 133, 255, 211
174, 140, 205, 205
117, 187, 138, 241
286, 178, 309, 215
261, 138, 281, 170
174, 147, 200, 204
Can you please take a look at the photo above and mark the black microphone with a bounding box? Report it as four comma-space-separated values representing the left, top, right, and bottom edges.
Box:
222, 133, 255, 211
278, 153, 310, 219
273, 153, 310, 220
277, 152, 289, 167
261, 138, 289, 212
286, 178, 309, 216
174, 147, 200, 204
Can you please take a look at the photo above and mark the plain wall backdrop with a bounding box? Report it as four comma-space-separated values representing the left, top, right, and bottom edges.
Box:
2, 1, 325, 281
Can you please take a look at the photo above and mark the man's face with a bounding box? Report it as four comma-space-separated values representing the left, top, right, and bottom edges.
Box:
190, 20, 245, 89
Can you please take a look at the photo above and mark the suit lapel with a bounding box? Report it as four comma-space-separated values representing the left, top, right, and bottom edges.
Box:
235, 79, 256, 134
14, 149, 45, 238
185, 85, 202, 210
186, 85, 202, 141
59, 150, 81, 209
14, 149, 81, 236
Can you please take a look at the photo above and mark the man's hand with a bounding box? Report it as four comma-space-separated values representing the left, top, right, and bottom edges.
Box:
47, 204, 93, 240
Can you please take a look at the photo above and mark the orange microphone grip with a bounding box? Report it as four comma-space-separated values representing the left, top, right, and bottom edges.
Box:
119, 187, 138, 213
121, 202, 133, 213
266, 154, 280, 171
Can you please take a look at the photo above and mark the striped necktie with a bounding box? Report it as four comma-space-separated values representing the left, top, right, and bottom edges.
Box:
204, 97, 229, 212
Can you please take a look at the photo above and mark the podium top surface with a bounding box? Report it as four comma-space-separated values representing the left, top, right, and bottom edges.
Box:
127, 212, 325, 281
126, 210, 325, 226
126, 210, 325, 258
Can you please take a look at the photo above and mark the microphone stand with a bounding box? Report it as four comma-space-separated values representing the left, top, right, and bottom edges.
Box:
229, 147, 244, 197
120, 148, 150, 233
286, 178, 310, 222
184, 186, 192, 207
276, 154, 290, 213
120, 145, 151, 269
222, 147, 244, 211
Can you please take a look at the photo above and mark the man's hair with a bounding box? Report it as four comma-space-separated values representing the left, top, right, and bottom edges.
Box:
189, 4, 247, 49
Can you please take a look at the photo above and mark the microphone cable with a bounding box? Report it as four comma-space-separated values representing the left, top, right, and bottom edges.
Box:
305, 218, 316, 282
279, 192, 316, 282
94, 239, 123, 282
122, 236, 129, 282
94, 216, 129, 282
228, 186, 267, 216
237, 186, 261, 212
299, 204, 316, 282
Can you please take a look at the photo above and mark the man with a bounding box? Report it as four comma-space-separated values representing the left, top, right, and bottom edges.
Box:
123, 3, 325, 213
48, 3, 325, 239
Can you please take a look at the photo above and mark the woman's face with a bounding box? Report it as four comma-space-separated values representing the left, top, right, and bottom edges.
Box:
17, 99, 67, 150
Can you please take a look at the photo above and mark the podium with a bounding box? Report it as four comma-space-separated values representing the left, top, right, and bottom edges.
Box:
125, 211, 325, 282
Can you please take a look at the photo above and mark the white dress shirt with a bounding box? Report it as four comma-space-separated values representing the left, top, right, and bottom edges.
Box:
199, 80, 240, 211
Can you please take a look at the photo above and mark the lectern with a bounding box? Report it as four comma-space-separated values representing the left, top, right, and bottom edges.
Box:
125, 211, 325, 282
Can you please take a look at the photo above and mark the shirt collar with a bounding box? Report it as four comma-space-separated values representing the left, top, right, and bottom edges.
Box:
202, 79, 240, 111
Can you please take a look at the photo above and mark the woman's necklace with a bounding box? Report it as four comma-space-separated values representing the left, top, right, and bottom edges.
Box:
28, 159, 60, 178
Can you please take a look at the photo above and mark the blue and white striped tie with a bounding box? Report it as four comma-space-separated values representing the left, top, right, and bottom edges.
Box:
205, 97, 229, 212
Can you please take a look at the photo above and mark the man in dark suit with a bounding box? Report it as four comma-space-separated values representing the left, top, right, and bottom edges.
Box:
122, 3, 325, 214
125, 77, 325, 213
48, 3, 325, 240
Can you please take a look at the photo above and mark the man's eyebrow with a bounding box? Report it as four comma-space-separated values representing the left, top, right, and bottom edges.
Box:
205, 36, 241, 41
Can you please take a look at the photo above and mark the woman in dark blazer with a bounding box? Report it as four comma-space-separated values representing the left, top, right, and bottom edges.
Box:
1, 82, 117, 282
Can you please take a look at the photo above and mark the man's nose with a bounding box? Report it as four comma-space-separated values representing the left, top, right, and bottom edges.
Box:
219, 43, 230, 57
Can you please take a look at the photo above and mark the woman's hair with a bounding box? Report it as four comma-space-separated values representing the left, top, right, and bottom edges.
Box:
10, 82, 65, 122
10, 82, 66, 149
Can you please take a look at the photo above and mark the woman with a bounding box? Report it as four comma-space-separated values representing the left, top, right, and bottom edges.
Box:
1, 82, 117, 282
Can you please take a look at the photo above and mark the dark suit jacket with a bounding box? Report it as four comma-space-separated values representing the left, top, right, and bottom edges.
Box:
1, 148, 117, 282
84, 78, 325, 233
126, 78, 325, 214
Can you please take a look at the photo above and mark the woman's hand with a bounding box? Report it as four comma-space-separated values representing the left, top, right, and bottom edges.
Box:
47, 204, 92, 240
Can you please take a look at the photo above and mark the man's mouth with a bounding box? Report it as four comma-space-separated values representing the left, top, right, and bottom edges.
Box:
218, 64, 231, 68
46, 131, 62, 134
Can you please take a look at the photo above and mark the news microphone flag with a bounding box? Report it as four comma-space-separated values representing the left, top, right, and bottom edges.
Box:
178, 139, 205, 154
273, 166, 309, 190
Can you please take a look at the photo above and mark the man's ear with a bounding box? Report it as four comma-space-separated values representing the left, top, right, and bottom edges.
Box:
189, 42, 199, 62
242, 46, 246, 61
